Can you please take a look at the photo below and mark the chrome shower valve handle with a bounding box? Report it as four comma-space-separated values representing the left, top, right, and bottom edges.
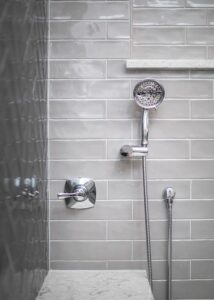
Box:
57, 178, 96, 209
57, 187, 87, 202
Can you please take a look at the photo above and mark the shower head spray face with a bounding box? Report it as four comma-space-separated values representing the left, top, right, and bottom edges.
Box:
133, 79, 165, 109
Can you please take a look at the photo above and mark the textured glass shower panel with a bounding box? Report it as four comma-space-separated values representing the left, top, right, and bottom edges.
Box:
0, 0, 48, 299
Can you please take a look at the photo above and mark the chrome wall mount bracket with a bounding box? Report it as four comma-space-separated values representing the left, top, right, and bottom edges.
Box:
120, 145, 148, 157
57, 178, 96, 209
162, 187, 176, 205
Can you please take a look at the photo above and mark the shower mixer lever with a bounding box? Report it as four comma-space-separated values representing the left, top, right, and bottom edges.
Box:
57, 188, 87, 201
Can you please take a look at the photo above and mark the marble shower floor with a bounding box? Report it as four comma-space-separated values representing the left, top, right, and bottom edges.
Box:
36, 270, 154, 300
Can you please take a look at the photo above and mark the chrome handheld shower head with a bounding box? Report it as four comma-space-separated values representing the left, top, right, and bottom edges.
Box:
133, 79, 165, 110
133, 79, 165, 147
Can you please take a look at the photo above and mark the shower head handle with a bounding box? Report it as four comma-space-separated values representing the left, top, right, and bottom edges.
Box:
133, 79, 165, 149
141, 109, 149, 147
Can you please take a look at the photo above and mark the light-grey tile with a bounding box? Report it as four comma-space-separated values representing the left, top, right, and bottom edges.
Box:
133, 0, 185, 7
134, 240, 214, 260
207, 9, 214, 24
172, 280, 214, 299
192, 260, 214, 279
50, 140, 106, 160
49, 79, 130, 99
187, 27, 214, 44
191, 100, 214, 119
187, 0, 214, 7
133, 201, 167, 221
50, 160, 131, 180
133, 240, 167, 260
208, 46, 214, 58
50, 41, 130, 59
156, 79, 213, 99
50, 21, 107, 39
50, 201, 132, 220
107, 100, 189, 119
50, 2, 129, 20
172, 200, 214, 220
51, 261, 106, 270
133, 27, 185, 44
133, 160, 214, 179
132, 45, 206, 59
50, 221, 106, 240
49, 120, 131, 139
133, 8, 207, 25
192, 180, 214, 199
153, 281, 166, 300
108, 220, 190, 240
50, 60, 106, 79
107, 100, 139, 119
148, 140, 189, 159
176, 273, 214, 300
50, 241, 132, 260
108, 260, 190, 280
107, 22, 130, 39
190, 70, 214, 79
191, 140, 214, 159
133, 120, 214, 139
191, 220, 214, 239
50, 100, 106, 119
108, 260, 148, 270
133, 200, 214, 220
109, 180, 190, 200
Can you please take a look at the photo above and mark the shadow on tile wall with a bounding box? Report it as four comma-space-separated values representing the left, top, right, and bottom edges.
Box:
0, 0, 48, 299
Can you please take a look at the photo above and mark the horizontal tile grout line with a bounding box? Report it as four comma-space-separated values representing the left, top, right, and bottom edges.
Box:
48, 98, 213, 101
50, 259, 189, 263
50, 20, 130, 23
132, 25, 214, 28
151, 279, 214, 282
51, 40, 213, 45
49, 139, 214, 142
50, 239, 214, 242
50, 196, 214, 204
49, 181, 211, 184
49, 158, 214, 161
49, 78, 214, 81
50, 218, 214, 221
49, 218, 214, 222
50, 39, 130, 42
49, 118, 214, 121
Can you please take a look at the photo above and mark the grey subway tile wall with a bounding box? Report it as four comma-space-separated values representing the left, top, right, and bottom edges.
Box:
49, 1, 214, 299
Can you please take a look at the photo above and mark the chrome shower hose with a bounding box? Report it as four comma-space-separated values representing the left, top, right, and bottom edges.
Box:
142, 156, 153, 290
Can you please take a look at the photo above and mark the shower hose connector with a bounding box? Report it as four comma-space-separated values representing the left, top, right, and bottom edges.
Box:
120, 145, 148, 157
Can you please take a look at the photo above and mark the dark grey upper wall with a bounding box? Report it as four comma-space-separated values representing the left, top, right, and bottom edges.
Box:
0, 0, 48, 299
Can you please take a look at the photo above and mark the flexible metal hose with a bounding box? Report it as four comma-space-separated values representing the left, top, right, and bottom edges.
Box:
142, 156, 153, 290
167, 202, 173, 300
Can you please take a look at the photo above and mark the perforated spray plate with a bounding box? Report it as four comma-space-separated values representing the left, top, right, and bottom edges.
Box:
133, 79, 165, 109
